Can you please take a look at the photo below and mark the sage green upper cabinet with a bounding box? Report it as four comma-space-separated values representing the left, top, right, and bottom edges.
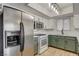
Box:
73, 15, 79, 29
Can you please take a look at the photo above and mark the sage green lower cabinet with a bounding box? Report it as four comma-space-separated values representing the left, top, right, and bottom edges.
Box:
64, 39, 76, 52
48, 35, 53, 45
50, 39, 57, 47
48, 35, 77, 53
56, 37, 65, 49
48, 36, 65, 49
48, 35, 57, 47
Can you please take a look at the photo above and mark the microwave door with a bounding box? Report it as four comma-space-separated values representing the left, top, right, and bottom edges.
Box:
20, 21, 25, 55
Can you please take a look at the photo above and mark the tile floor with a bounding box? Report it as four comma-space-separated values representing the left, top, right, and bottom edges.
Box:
38, 47, 78, 56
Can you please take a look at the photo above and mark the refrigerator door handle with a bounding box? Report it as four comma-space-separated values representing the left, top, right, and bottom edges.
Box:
20, 22, 25, 56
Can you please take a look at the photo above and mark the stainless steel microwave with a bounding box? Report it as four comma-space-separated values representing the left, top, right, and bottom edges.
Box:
34, 21, 44, 29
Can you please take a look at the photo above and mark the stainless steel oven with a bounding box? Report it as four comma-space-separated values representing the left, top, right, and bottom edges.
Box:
40, 37, 47, 47
34, 34, 48, 54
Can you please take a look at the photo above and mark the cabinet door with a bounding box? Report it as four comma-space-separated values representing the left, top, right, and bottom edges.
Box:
56, 36, 65, 49
48, 35, 52, 45
50, 38, 57, 47
64, 39, 76, 52
48, 35, 57, 46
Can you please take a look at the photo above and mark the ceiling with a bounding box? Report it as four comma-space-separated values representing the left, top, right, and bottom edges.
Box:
57, 3, 72, 9
1, 3, 79, 19
38, 3, 57, 16
39, 3, 72, 10
28, 3, 73, 18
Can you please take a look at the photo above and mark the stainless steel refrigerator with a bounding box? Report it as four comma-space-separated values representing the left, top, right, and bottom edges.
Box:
0, 6, 34, 56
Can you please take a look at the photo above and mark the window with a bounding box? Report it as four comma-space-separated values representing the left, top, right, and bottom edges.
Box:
63, 19, 70, 30
57, 19, 63, 30
57, 18, 70, 30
